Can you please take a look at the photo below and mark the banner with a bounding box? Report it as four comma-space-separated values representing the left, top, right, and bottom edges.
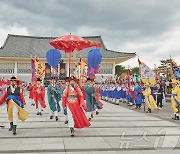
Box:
31, 59, 36, 82
45, 63, 51, 80
31, 58, 45, 80
138, 58, 156, 85
34, 59, 46, 78
79, 58, 88, 80
60, 62, 66, 80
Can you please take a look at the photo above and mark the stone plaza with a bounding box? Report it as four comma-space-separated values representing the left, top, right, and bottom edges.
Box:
1, 92, 180, 154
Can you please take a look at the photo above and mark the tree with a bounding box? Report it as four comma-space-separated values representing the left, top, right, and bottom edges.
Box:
131, 67, 139, 75
115, 65, 127, 76
158, 59, 170, 68
158, 59, 171, 80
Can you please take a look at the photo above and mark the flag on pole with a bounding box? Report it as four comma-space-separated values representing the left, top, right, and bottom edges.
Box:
31, 58, 46, 80
79, 58, 88, 80
138, 58, 156, 85
34, 59, 46, 78
31, 59, 36, 82
170, 59, 180, 80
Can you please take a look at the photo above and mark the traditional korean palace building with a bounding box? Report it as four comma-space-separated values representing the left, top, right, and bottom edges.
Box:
0, 34, 136, 83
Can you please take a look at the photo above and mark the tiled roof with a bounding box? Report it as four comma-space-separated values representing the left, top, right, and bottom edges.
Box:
0, 34, 136, 59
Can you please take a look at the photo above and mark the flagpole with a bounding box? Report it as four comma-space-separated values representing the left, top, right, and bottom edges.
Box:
138, 56, 145, 112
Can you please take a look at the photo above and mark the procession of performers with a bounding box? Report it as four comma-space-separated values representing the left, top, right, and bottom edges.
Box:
100, 81, 167, 113
0, 76, 103, 136
1, 75, 180, 136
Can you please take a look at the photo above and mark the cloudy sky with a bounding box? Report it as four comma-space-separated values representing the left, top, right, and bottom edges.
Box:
0, 0, 180, 68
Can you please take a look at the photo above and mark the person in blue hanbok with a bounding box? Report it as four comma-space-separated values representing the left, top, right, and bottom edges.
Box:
107, 83, 111, 102
105, 84, 108, 101
100, 83, 105, 100
111, 83, 116, 103
122, 83, 127, 103
47, 77, 61, 121
115, 83, 122, 105
134, 82, 143, 109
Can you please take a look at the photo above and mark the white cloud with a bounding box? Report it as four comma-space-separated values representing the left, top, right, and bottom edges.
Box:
0, 25, 29, 47
120, 25, 180, 68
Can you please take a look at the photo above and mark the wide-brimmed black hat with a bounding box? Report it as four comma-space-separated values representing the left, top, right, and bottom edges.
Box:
10, 76, 19, 81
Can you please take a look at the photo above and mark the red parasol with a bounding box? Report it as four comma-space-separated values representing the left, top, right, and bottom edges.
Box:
50, 34, 101, 53
50, 34, 101, 77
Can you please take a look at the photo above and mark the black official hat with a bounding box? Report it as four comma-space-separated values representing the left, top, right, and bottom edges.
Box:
65, 77, 70, 82
69, 76, 77, 81
36, 78, 42, 82
86, 78, 91, 81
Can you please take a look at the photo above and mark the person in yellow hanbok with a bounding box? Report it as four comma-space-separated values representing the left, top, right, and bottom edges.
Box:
171, 80, 180, 120
143, 83, 158, 113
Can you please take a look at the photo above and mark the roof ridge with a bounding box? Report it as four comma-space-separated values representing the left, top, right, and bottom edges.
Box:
7, 34, 102, 39
106, 49, 136, 55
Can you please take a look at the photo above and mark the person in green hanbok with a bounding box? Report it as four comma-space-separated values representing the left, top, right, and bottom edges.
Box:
85, 78, 102, 121
47, 77, 61, 121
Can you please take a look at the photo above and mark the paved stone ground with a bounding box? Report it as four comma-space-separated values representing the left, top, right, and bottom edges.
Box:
1, 91, 180, 154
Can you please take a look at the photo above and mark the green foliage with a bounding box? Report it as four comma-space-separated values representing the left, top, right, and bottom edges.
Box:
115, 65, 127, 76
131, 67, 139, 75
115, 65, 139, 76
158, 59, 171, 68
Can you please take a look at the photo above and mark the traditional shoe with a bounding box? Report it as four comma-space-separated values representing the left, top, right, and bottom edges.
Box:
96, 111, 99, 115
70, 127, 74, 137
36, 112, 40, 115
91, 114, 93, 118
9, 122, 13, 131
64, 120, 68, 124
50, 116, 53, 119
55, 116, 58, 121
88, 118, 91, 121
39, 112, 42, 116
148, 108, 151, 113
13, 125, 17, 135
0, 124, 5, 129
177, 116, 179, 120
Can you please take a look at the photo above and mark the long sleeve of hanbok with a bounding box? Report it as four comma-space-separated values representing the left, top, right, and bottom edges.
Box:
20, 90, 26, 105
0, 91, 7, 105
62, 87, 68, 108
143, 88, 151, 96
76, 86, 88, 112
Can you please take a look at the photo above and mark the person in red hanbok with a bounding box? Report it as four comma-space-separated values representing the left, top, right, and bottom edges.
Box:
33, 78, 46, 115
62, 76, 90, 136
29, 81, 35, 106
92, 80, 103, 115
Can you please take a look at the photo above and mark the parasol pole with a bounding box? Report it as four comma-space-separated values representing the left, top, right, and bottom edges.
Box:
69, 52, 71, 77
